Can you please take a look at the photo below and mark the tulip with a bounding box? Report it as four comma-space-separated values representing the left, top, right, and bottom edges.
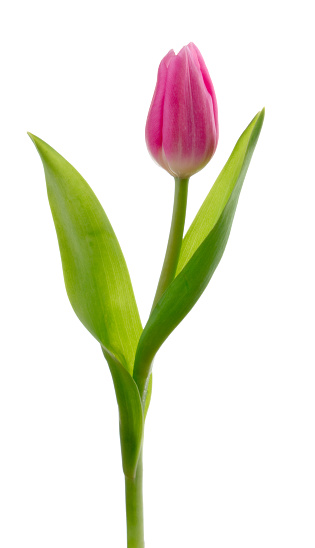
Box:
145, 42, 219, 179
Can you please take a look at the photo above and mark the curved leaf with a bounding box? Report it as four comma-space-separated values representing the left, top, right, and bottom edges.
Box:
28, 133, 142, 374
133, 110, 264, 402
177, 109, 265, 274
103, 349, 144, 479
144, 374, 152, 418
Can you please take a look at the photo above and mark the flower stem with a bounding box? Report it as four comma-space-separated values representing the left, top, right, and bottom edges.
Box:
125, 451, 144, 548
126, 178, 188, 547
151, 177, 189, 312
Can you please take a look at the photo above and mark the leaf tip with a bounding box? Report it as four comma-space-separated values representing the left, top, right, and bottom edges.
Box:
27, 133, 51, 163
255, 108, 265, 136
27, 132, 40, 150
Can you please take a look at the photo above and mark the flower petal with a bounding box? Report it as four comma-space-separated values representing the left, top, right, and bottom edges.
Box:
188, 43, 218, 135
163, 45, 217, 178
145, 50, 175, 170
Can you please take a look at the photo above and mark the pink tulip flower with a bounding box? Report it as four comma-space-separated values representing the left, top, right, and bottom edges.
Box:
145, 43, 219, 179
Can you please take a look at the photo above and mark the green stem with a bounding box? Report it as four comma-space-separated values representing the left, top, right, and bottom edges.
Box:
133, 177, 189, 403
126, 178, 188, 547
125, 451, 144, 548
151, 177, 189, 312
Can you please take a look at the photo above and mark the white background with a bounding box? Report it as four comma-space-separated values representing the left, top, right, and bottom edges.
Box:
0, 0, 314, 547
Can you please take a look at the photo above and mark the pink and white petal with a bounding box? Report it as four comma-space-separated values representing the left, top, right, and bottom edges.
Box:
162, 46, 195, 176
145, 49, 175, 168
164, 46, 217, 177
188, 43, 218, 134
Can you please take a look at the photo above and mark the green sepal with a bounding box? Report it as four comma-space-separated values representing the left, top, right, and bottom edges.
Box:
28, 133, 142, 374
133, 110, 265, 402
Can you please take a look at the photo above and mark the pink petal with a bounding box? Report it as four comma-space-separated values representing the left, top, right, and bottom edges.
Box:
145, 50, 175, 169
188, 43, 219, 135
162, 45, 217, 178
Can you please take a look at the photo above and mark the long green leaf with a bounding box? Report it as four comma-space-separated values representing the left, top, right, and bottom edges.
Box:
103, 349, 143, 479
29, 134, 146, 475
28, 133, 142, 374
177, 109, 265, 274
133, 110, 264, 402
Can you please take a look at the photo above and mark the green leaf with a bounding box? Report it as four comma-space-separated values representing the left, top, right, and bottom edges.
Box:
103, 349, 143, 479
28, 133, 142, 375
144, 374, 152, 418
133, 110, 264, 402
177, 109, 265, 274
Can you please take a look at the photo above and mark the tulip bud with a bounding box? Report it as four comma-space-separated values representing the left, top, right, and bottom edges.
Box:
145, 43, 219, 179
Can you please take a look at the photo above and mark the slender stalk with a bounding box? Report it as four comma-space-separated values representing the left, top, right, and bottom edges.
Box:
126, 178, 188, 547
125, 451, 144, 548
133, 177, 189, 402
151, 177, 189, 312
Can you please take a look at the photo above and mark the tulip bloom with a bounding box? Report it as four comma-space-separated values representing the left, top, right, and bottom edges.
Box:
146, 43, 219, 179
